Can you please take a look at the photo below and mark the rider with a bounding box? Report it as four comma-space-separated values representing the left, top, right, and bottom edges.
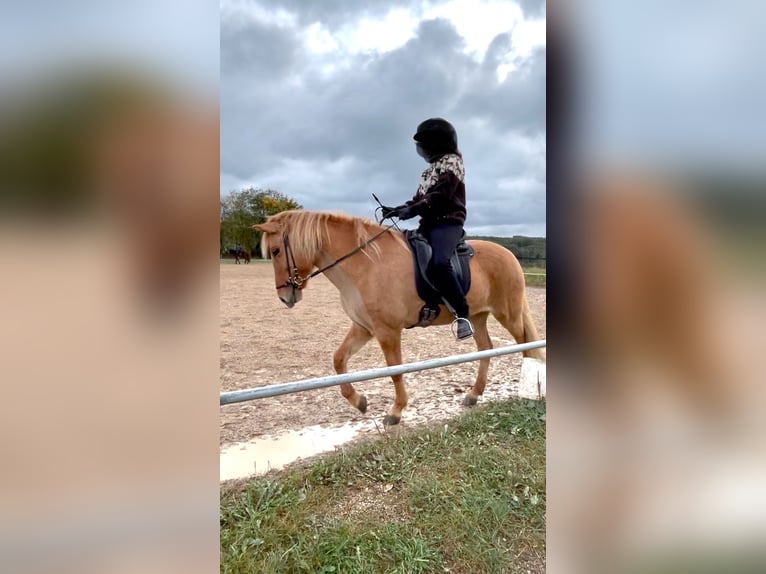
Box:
381, 118, 474, 340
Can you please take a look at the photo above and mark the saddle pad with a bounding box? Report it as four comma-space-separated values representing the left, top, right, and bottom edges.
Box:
405, 229, 474, 309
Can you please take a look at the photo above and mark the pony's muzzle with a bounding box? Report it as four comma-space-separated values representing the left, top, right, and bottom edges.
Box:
278, 285, 301, 308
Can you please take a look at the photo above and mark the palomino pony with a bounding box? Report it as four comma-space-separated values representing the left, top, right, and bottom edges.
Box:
254, 210, 544, 426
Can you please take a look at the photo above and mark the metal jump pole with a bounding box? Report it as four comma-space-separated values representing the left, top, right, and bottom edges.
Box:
220, 339, 546, 405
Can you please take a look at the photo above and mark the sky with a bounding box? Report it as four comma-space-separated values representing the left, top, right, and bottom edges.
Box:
0, 1, 219, 95
571, 0, 766, 174
220, 0, 547, 237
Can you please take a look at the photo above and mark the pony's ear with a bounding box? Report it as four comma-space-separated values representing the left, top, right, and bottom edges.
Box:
253, 222, 279, 234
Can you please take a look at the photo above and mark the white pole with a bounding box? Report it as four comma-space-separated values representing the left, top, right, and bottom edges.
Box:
220, 339, 546, 405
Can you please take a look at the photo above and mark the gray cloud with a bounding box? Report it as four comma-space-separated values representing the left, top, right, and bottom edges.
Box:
221, 2, 546, 237
519, 0, 546, 19
252, 0, 415, 29
221, 16, 302, 80
458, 43, 546, 135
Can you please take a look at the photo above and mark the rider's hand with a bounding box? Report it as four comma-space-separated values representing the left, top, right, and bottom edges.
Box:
380, 205, 399, 219
395, 205, 417, 220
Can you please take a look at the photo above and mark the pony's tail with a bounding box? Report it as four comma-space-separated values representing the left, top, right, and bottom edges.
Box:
522, 298, 546, 361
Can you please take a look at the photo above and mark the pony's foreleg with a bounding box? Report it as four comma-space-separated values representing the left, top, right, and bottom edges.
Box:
376, 329, 407, 426
334, 322, 373, 414
464, 312, 492, 407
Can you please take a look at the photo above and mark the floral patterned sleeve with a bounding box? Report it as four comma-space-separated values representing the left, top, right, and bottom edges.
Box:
404, 153, 464, 216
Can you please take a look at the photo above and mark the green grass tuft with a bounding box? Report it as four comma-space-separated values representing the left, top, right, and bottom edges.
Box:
221, 399, 546, 574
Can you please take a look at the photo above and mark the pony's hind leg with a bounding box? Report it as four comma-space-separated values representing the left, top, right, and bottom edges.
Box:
464, 313, 492, 407
334, 322, 373, 414
494, 298, 545, 360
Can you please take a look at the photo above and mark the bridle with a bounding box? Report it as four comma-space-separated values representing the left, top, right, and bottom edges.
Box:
275, 225, 392, 291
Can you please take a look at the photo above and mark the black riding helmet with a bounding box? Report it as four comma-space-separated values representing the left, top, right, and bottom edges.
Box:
413, 117, 458, 162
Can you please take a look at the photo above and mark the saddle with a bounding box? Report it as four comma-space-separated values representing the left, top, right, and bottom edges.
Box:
404, 229, 474, 328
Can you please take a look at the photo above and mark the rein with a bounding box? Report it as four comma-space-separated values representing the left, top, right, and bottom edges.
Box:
276, 224, 393, 290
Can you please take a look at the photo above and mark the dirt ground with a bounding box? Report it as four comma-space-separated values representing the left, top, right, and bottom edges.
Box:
220, 261, 546, 446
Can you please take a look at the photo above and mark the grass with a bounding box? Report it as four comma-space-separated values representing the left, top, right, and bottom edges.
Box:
522, 266, 546, 288
220, 258, 270, 265
220, 399, 546, 574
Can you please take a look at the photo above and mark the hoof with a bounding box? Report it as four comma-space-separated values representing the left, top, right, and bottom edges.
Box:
462, 394, 478, 407
356, 394, 368, 414
382, 414, 401, 427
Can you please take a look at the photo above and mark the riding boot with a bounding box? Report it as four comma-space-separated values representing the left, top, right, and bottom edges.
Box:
426, 223, 473, 340
429, 264, 473, 340
454, 317, 475, 340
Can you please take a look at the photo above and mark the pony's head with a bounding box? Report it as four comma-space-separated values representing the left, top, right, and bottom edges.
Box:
253, 210, 326, 308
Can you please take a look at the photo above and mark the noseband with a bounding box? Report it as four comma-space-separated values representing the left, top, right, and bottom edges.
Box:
278, 234, 305, 290
274, 225, 392, 291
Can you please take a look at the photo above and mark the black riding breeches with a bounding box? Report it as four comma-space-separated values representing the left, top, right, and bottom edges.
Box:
425, 223, 469, 318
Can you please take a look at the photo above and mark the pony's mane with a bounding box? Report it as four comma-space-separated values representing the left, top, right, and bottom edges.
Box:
260, 210, 406, 260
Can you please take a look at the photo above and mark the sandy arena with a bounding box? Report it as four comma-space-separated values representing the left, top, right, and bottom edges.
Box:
220, 261, 546, 447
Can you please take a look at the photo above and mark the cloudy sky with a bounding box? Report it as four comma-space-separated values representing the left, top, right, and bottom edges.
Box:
0, 1, 218, 93
220, 0, 546, 237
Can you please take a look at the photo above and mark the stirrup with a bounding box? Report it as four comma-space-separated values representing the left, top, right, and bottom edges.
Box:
451, 317, 474, 341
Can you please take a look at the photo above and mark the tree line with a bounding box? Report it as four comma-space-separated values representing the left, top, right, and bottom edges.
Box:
467, 235, 546, 268
220, 188, 301, 256
220, 188, 546, 266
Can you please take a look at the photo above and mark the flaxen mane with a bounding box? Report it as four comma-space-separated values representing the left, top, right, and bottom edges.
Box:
260, 210, 405, 260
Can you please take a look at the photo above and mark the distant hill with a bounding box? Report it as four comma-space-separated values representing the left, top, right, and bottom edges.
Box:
467, 235, 546, 268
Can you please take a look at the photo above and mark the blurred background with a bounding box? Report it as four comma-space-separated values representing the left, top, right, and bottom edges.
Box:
3, 1, 765, 572
548, 1, 766, 572
0, 2, 219, 573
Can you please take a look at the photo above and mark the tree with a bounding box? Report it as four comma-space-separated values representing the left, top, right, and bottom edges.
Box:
466, 235, 546, 268
220, 188, 301, 256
